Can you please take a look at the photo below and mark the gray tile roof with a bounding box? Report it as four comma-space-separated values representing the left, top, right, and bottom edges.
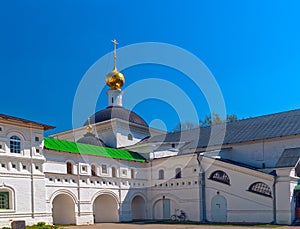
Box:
140, 109, 300, 149
275, 147, 300, 168
216, 158, 276, 175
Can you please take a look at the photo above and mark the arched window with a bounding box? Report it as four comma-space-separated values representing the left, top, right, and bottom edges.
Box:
248, 182, 272, 197
175, 168, 181, 179
66, 162, 73, 174
112, 167, 117, 177
128, 134, 133, 141
0, 187, 14, 210
91, 164, 97, 176
158, 169, 164, 180
131, 169, 135, 179
10, 136, 21, 153
209, 170, 230, 185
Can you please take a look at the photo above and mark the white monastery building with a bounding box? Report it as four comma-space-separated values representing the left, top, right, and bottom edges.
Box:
1, 43, 300, 227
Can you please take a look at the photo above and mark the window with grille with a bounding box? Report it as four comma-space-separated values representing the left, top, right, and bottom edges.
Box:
0, 192, 9, 209
209, 170, 230, 185
248, 182, 272, 197
10, 136, 21, 153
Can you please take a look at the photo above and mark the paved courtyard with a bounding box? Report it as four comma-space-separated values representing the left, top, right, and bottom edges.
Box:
64, 223, 300, 229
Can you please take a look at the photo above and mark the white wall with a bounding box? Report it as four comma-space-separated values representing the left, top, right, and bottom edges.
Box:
202, 157, 274, 223
220, 136, 300, 168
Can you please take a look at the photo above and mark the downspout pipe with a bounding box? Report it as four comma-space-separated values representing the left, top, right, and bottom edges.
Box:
30, 124, 35, 218
273, 174, 277, 224
197, 152, 207, 222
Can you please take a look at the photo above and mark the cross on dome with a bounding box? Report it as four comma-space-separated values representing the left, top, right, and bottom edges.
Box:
105, 39, 125, 90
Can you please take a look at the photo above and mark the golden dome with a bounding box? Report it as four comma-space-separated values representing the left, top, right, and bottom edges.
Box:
105, 68, 125, 90
105, 39, 125, 90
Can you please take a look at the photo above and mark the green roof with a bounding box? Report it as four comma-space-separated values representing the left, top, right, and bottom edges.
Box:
44, 137, 146, 162
295, 185, 300, 190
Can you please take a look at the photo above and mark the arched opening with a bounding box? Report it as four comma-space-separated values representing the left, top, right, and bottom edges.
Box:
248, 182, 272, 197
209, 170, 230, 185
175, 168, 181, 179
131, 169, 135, 179
132, 195, 146, 221
158, 169, 164, 180
153, 198, 173, 220
52, 194, 76, 225
112, 167, 117, 177
66, 162, 73, 174
128, 134, 133, 140
91, 164, 97, 176
93, 194, 119, 222
211, 194, 227, 222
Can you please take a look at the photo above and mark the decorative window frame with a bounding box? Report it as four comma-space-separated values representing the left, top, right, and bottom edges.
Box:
209, 170, 230, 185
0, 185, 15, 212
7, 132, 24, 155
34, 146, 42, 155
79, 164, 88, 174
121, 168, 128, 177
9, 136, 21, 154
248, 182, 272, 198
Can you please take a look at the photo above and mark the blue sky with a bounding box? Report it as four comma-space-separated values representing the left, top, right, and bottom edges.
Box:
1, 1, 300, 135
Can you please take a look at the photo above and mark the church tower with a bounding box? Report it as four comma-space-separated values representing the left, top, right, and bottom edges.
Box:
50, 40, 165, 148
81, 40, 154, 148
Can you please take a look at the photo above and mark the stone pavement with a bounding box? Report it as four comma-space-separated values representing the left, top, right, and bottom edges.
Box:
64, 223, 300, 229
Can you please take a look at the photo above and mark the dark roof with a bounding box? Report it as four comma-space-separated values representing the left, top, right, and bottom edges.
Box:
77, 133, 106, 147
275, 147, 300, 168
139, 109, 300, 149
0, 113, 55, 130
84, 106, 148, 127
216, 158, 275, 175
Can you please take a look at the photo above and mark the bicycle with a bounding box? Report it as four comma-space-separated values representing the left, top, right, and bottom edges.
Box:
170, 209, 186, 221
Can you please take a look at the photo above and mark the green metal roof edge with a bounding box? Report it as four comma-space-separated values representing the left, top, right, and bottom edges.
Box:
44, 137, 146, 163
295, 185, 300, 190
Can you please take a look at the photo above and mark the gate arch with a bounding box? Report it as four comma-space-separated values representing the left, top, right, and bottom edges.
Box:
52, 194, 76, 225
131, 195, 146, 220
93, 194, 119, 222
